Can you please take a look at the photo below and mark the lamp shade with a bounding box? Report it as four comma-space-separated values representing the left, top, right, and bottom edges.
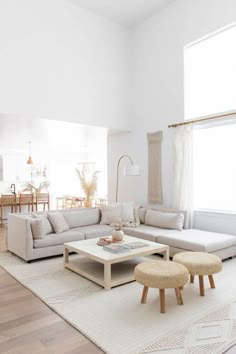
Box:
124, 164, 140, 176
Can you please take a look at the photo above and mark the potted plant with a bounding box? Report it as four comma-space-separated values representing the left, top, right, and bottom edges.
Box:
75, 169, 100, 208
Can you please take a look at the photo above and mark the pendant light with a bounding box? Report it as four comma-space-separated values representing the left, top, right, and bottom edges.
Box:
27, 141, 33, 165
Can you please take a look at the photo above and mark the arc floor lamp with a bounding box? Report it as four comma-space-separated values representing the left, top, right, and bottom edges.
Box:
115, 155, 140, 202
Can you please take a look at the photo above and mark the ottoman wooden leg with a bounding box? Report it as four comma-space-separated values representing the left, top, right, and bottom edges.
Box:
190, 274, 194, 283
208, 275, 215, 289
159, 289, 165, 313
141, 286, 149, 304
175, 288, 183, 305
199, 275, 205, 296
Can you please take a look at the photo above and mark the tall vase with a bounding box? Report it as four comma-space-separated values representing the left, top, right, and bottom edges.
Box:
84, 199, 92, 208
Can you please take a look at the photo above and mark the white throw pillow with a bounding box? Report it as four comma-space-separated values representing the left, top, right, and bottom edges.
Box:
145, 209, 184, 230
100, 204, 122, 225
47, 212, 69, 234
138, 208, 147, 224
100, 202, 136, 225
32, 214, 53, 235
134, 206, 140, 226
120, 202, 135, 223
31, 218, 45, 239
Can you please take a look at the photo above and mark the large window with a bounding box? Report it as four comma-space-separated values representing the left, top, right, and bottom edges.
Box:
184, 24, 236, 120
194, 123, 236, 213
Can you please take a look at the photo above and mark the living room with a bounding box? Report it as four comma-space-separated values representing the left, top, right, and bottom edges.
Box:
1, 0, 236, 353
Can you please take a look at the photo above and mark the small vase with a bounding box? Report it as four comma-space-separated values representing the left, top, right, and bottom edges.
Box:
112, 229, 124, 242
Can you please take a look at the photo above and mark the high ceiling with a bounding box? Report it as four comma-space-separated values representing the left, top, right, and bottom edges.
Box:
68, 0, 176, 27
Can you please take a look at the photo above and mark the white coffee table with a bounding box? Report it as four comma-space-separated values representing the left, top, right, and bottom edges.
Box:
64, 236, 169, 290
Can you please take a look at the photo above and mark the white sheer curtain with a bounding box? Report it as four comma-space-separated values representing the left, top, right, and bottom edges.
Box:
173, 125, 194, 228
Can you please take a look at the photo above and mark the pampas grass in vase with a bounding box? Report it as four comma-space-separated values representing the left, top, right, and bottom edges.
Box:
76, 169, 100, 208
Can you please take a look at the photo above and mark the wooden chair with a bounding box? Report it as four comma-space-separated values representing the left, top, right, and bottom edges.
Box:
64, 196, 75, 209
19, 190, 34, 213
0, 194, 17, 225
95, 197, 108, 208
35, 192, 50, 211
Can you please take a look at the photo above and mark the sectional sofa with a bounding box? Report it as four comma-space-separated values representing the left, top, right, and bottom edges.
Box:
7, 207, 236, 261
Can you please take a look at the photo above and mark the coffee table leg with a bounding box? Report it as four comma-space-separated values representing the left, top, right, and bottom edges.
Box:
163, 248, 169, 260
64, 247, 69, 264
104, 263, 111, 290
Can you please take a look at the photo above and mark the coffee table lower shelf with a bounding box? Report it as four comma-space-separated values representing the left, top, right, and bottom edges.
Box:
64, 256, 151, 290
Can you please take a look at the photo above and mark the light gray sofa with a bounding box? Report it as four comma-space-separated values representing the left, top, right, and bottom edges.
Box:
7, 207, 236, 261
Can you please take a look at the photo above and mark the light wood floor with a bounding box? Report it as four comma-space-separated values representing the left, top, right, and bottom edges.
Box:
0, 225, 103, 354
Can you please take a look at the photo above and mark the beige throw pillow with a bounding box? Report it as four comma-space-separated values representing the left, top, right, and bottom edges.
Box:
100, 202, 136, 225
31, 218, 45, 239
145, 209, 184, 230
47, 212, 69, 234
32, 214, 53, 235
100, 205, 122, 225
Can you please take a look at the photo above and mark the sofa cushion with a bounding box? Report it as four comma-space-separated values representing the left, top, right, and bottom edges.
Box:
33, 228, 85, 248
62, 208, 100, 228
47, 212, 69, 234
78, 225, 114, 240
157, 229, 236, 253
145, 209, 184, 230
122, 225, 176, 243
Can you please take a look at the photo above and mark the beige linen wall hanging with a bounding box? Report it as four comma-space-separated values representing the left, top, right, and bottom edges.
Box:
147, 131, 163, 203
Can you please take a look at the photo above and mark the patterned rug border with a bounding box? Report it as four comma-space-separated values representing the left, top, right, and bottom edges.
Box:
1, 251, 236, 354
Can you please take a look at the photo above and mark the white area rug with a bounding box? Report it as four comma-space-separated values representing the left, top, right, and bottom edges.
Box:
1, 252, 236, 354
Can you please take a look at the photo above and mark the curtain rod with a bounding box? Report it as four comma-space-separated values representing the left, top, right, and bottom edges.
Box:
168, 111, 236, 128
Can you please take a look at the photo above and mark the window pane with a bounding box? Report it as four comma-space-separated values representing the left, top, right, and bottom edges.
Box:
194, 124, 236, 212
184, 25, 236, 120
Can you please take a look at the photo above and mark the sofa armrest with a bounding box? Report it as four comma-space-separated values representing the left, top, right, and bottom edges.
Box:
7, 214, 33, 261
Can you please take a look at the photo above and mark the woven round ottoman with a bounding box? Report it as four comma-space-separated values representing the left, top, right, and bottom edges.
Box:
173, 252, 222, 296
134, 260, 189, 313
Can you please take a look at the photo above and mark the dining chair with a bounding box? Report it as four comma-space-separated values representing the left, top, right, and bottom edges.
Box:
19, 189, 34, 213
35, 192, 50, 211
0, 194, 17, 225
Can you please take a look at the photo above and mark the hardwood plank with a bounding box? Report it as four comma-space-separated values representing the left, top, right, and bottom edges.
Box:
0, 227, 103, 354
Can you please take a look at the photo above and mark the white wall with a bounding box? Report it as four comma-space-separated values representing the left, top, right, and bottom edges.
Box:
108, 0, 236, 234
0, 0, 131, 130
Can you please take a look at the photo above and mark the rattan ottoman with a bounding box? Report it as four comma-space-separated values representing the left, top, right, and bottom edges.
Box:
173, 252, 222, 296
134, 260, 189, 313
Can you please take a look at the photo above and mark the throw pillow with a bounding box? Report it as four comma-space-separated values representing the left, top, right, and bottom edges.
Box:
47, 212, 69, 234
134, 206, 140, 226
100, 202, 137, 225
145, 209, 184, 230
31, 218, 45, 240
120, 202, 135, 223
138, 208, 147, 224
100, 204, 122, 225
32, 214, 53, 235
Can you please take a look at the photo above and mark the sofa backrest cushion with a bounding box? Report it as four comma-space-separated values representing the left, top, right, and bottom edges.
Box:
62, 208, 100, 228
145, 209, 184, 230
